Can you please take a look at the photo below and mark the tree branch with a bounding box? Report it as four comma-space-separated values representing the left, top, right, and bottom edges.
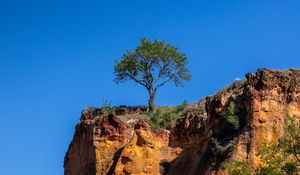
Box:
125, 72, 148, 88
154, 75, 173, 91
293, 144, 300, 163
153, 59, 171, 85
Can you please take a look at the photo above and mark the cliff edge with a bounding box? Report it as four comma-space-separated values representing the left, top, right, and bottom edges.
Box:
64, 68, 300, 175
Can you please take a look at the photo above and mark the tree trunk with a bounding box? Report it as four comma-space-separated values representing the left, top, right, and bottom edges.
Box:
148, 92, 156, 112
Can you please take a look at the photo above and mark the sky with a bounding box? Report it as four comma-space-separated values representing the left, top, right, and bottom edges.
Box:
0, 0, 300, 174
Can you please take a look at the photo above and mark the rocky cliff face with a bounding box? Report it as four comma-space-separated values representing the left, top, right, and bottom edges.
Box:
64, 68, 300, 175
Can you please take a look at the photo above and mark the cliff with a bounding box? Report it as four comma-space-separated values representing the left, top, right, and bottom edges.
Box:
64, 68, 300, 175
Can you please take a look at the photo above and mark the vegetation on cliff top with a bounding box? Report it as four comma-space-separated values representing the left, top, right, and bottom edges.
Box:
149, 100, 189, 130
114, 37, 191, 111
85, 100, 191, 130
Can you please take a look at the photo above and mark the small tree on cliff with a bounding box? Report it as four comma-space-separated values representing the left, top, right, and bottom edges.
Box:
114, 37, 191, 111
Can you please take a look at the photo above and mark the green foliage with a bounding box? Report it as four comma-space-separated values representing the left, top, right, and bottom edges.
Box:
100, 99, 112, 108
225, 116, 300, 175
255, 166, 282, 175
149, 109, 175, 130
149, 112, 160, 130
114, 37, 191, 86
100, 99, 115, 114
225, 101, 239, 129
256, 116, 300, 174
224, 160, 251, 175
148, 102, 189, 130
210, 135, 237, 157
176, 100, 189, 113
257, 143, 286, 171
211, 136, 223, 155
282, 162, 298, 175
114, 37, 191, 110
86, 106, 96, 113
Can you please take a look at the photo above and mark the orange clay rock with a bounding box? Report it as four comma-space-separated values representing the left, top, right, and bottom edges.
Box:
64, 68, 300, 175
64, 113, 130, 175
114, 120, 180, 175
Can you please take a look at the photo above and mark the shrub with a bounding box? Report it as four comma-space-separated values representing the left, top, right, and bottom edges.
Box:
86, 106, 97, 113
100, 99, 115, 114
159, 112, 173, 128
100, 99, 112, 108
225, 101, 239, 129
150, 110, 161, 130
224, 160, 251, 175
148, 101, 191, 130
211, 137, 222, 155
255, 166, 281, 175
210, 135, 237, 156
255, 115, 300, 174
282, 162, 298, 175
149, 109, 175, 130
176, 100, 189, 113
220, 116, 300, 175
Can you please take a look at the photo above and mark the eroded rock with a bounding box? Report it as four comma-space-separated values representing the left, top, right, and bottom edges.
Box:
64, 68, 300, 175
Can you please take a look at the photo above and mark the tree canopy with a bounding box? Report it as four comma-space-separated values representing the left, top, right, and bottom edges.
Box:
114, 37, 191, 111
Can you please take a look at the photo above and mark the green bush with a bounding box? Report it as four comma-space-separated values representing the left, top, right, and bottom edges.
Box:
224, 160, 251, 175
210, 135, 237, 156
211, 136, 222, 155
255, 116, 300, 174
176, 100, 189, 113
282, 162, 298, 175
226, 101, 239, 129
255, 166, 281, 175
150, 110, 160, 130
148, 101, 190, 130
86, 106, 97, 113
219, 116, 300, 175
149, 109, 175, 130
100, 99, 115, 114
100, 99, 112, 108
159, 112, 173, 128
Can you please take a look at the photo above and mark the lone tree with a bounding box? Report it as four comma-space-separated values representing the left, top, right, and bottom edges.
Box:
114, 37, 191, 111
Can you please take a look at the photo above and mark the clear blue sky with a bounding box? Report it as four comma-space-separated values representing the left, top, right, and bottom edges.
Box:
0, 0, 300, 174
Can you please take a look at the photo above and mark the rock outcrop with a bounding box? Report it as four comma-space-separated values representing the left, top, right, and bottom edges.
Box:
64, 68, 300, 175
